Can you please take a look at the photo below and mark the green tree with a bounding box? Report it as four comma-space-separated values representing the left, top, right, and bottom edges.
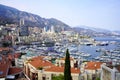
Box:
96, 77, 100, 80
37, 67, 43, 70
64, 49, 72, 80
52, 74, 64, 80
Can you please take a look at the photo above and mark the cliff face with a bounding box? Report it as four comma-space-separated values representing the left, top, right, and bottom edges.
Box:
0, 4, 71, 32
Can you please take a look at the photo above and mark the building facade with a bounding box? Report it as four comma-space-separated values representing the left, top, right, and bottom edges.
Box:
24, 56, 81, 80
101, 63, 120, 80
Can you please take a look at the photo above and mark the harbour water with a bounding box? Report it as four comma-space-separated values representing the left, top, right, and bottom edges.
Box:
78, 36, 120, 60
94, 36, 120, 42
17, 36, 120, 61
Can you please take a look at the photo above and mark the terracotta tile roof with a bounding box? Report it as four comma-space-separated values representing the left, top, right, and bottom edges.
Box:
7, 53, 21, 60
85, 61, 103, 70
0, 64, 23, 78
29, 57, 53, 69
0, 54, 11, 78
8, 54, 14, 61
71, 68, 80, 73
0, 54, 10, 64
28, 56, 80, 74
14, 53, 21, 58
45, 66, 80, 74
31, 56, 44, 61
0, 47, 13, 52
0, 63, 10, 78
0, 55, 10, 77
8, 67, 23, 75
0, 54, 23, 78
45, 66, 64, 72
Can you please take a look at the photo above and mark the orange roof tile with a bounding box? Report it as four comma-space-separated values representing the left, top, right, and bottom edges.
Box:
14, 53, 21, 58
0, 47, 13, 52
8, 67, 23, 75
0, 54, 23, 78
29, 57, 53, 69
45, 66, 80, 74
0, 63, 10, 78
85, 61, 103, 70
0, 54, 10, 64
0, 54, 11, 78
45, 66, 64, 72
8, 54, 14, 61
31, 56, 44, 61
7, 53, 21, 60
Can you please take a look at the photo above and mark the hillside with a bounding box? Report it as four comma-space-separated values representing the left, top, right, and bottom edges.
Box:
0, 4, 119, 36
0, 4, 71, 32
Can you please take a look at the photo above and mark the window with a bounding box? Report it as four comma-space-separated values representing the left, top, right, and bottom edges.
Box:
42, 74, 46, 80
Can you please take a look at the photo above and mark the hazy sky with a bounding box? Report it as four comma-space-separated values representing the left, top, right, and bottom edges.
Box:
0, 0, 120, 31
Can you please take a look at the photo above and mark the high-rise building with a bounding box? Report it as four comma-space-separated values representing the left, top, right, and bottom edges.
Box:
19, 18, 24, 27
19, 18, 29, 36
51, 26, 55, 33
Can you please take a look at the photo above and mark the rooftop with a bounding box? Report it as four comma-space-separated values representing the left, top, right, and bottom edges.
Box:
29, 56, 54, 69
0, 63, 10, 78
0, 47, 13, 52
7, 53, 21, 61
0, 54, 23, 78
45, 66, 80, 74
85, 61, 103, 70
30, 56, 44, 61
8, 67, 23, 75
28, 56, 80, 74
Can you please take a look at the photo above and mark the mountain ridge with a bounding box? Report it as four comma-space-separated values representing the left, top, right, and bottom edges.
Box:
0, 4, 71, 32
74, 25, 111, 33
0, 4, 119, 36
72, 26, 120, 36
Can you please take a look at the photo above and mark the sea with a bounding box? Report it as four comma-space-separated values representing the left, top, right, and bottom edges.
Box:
18, 36, 120, 61
78, 36, 120, 60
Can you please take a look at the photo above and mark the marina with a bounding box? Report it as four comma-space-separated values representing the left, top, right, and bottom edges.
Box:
0, 2, 120, 80
15, 36, 120, 62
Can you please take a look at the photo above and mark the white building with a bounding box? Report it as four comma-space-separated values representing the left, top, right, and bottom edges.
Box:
101, 62, 120, 80
24, 56, 81, 80
80, 61, 103, 80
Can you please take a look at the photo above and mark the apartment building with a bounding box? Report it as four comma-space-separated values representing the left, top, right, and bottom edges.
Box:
80, 61, 103, 80
101, 62, 120, 80
24, 56, 81, 80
